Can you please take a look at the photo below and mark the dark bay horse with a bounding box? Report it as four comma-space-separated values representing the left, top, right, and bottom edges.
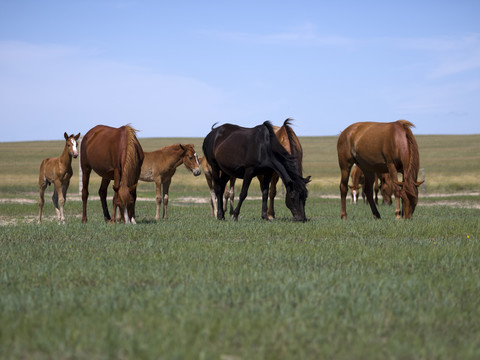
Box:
140, 144, 201, 220
203, 121, 310, 221
38, 132, 80, 224
81, 125, 144, 224
337, 120, 423, 219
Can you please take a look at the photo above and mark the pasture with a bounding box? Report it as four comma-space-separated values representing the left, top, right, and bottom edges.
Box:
0, 134, 479, 359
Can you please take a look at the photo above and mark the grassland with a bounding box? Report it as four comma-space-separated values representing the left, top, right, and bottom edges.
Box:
0, 134, 479, 359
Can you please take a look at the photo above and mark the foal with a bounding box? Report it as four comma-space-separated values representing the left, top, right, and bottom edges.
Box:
38, 132, 80, 224
140, 144, 201, 220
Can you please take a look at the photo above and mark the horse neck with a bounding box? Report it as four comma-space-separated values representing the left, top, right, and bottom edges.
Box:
163, 145, 185, 169
59, 143, 72, 166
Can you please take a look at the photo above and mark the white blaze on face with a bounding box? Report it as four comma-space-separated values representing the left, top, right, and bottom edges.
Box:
124, 207, 130, 224
71, 139, 78, 157
353, 190, 358, 204
194, 152, 200, 167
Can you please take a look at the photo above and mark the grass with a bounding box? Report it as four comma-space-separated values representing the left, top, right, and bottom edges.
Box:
0, 134, 479, 359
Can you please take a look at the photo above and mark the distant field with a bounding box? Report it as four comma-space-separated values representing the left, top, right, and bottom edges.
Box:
0, 134, 479, 359
1, 134, 479, 197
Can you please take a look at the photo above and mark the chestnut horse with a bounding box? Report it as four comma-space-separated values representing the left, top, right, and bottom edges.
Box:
38, 132, 80, 224
199, 156, 236, 217
81, 125, 144, 224
338, 120, 423, 219
349, 165, 393, 205
140, 144, 201, 220
203, 121, 310, 221
261, 118, 304, 220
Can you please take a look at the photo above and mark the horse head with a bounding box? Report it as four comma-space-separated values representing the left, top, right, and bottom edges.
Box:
113, 184, 137, 223
64, 132, 80, 158
348, 184, 362, 204
393, 179, 424, 219
180, 144, 201, 176
285, 176, 311, 222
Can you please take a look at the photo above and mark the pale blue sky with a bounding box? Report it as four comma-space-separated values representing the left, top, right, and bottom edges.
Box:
1, 0, 479, 141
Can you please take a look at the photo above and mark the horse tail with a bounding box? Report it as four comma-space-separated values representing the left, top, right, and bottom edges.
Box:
124, 125, 144, 185
282, 118, 303, 175
397, 120, 420, 193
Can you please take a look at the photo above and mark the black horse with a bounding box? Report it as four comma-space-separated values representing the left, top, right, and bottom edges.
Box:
202, 121, 310, 221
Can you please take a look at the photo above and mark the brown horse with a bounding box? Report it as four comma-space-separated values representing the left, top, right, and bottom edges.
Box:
349, 165, 393, 205
337, 120, 423, 219
199, 156, 236, 217
38, 132, 80, 224
261, 118, 304, 220
140, 144, 201, 220
203, 121, 310, 221
81, 125, 144, 224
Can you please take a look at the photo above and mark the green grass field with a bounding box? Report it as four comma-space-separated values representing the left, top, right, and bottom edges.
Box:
0, 135, 479, 359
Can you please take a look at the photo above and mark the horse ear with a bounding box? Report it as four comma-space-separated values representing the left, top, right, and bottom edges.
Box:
304, 176, 311, 184
348, 185, 353, 189
128, 184, 137, 193
75, 133, 81, 140
64, 132, 68, 140
112, 185, 119, 192
415, 180, 425, 187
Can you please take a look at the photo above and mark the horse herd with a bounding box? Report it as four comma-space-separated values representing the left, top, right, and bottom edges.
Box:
37, 119, 423, 224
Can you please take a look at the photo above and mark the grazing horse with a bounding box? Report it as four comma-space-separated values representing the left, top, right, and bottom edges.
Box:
199, 156, 236, 217
140, 144, 201, 220
203, 121, 310, 221
38, 132, 80, 224
349, 165, 391, 205
81, 125, 144, 224
260, 118, 304, 220
337, 120, 423, 219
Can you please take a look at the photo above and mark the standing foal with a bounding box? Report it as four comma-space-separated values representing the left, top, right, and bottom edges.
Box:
38, 132, 80, 224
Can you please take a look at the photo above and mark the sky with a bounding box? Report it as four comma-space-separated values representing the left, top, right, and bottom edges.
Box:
1, 0, 479, 142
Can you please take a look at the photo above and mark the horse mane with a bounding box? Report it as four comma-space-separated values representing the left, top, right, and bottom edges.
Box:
397, 120, 420, 195
282, 118, 303, 175
263, 121, 308, 196
123, 125, 142, 186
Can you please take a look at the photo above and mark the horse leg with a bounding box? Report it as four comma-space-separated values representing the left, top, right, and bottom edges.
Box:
38, 180, 48, 224
213, 171, 229, 220
339, 165, 352, 220
227, 178, 235, 215
374, 175, 379, 205
99, 178, 111, 222
162, 179, 171, 220
154, 179, 162, 220
387, 164, 402, 219
54, 180, 65, 224
232, 171, 253, 221
364, 173, 381, 219
267, 173, 279, 220
52, 186, 59, 219
81, 166, 91, 223
260, 173, 273, 220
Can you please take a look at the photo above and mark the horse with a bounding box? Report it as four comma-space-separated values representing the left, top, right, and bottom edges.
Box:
202, 121, 310, 221
337, 120, 423, 219
261, 118, 304, 220
199, 156, 236, 217
139, 144, 201, 220
38, 132, 80, 224
80, 125, 144, 224
350, 165, 394, 205
203, 119, 304, 220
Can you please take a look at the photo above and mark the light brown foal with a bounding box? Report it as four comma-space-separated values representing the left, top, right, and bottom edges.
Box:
38, 132, 80, 224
